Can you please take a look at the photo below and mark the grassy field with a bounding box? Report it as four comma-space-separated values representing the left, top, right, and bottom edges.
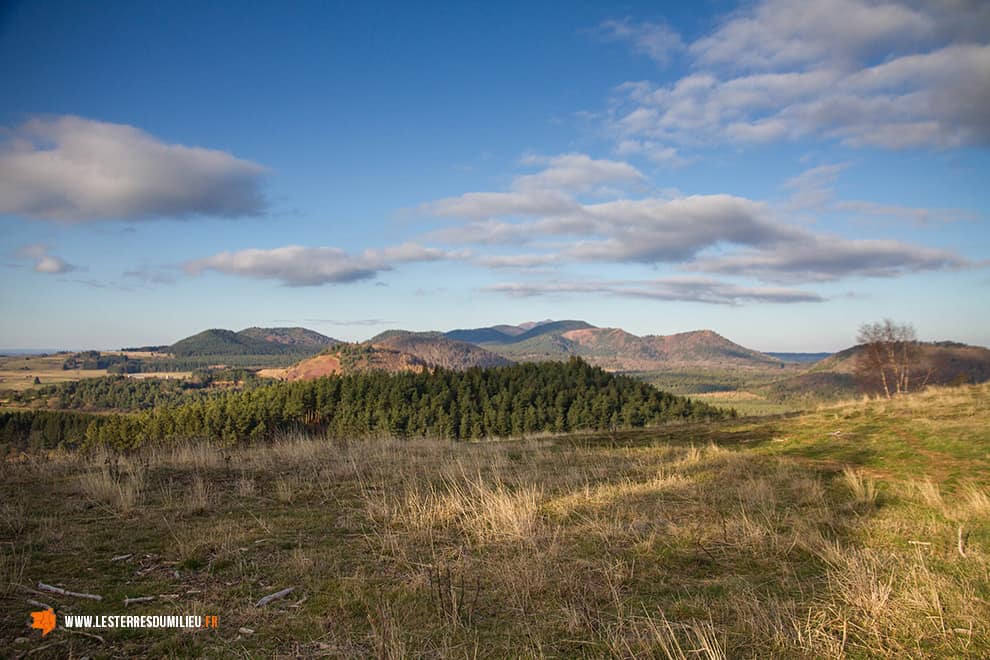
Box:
1, 384, 988, 657
691, 390, 798, 416
0, 354, 107, 391
0, 353, 193, 394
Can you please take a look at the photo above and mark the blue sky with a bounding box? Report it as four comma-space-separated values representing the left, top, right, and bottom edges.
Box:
1, 0, 988, 352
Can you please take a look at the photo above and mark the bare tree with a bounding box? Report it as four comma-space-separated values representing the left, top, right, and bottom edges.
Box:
855, 319, 918, 398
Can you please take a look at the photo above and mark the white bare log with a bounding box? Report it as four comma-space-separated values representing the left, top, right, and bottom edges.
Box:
124, 596, 155, 606
37, 582, 103, 601
255, 586, 295, 607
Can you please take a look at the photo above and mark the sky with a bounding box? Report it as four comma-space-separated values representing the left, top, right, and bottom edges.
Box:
1, 0, 988, 352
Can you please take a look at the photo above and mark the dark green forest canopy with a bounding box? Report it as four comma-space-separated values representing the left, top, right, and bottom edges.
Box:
0, 359, 730, 452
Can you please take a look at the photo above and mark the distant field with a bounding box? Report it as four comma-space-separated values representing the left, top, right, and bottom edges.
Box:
0, 354, 107, 391
0, 352, 196, 392
2, 383, 986, 656
692, 390, 799, 416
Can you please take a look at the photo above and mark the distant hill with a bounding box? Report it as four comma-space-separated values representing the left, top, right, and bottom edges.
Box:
445, 320, 589, 345
758, 341, 990, 401
264, 345, 428, 381
460, 322, 783, 371
809, 341, 990, 383
446, 327, 519, 344
370, 331, 512, 370
265, 332, 514, 382
237, 327, 339, 349
170, 327, 338, 357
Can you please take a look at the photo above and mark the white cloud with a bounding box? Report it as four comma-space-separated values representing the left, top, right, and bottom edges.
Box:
833, 200, 974, 225
688, 236, 968, 283
596, 18, 684, 65
515, 153, 644, 192
783, 163, 848, 209
0, 115, 268, 221
603, 1, 990, 151
424, 190, 578, 221
16, 244, 78, 274
486, 277, 824, 304
184, 243, 463, 287
690, 0, 933, 71
421, 161, 969, 285
473, 253, 563, 269
784, 162, 976, 222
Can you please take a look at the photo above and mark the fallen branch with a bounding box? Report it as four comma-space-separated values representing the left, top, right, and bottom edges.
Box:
124, 596, 155, 606
110, 554, 132, 562
25, 640, 67, 656
65, 629, 106, 644
26, 598, 53, 610
255, 586, 295, 607
37, 582, 103, 601
958, 525, 967, 557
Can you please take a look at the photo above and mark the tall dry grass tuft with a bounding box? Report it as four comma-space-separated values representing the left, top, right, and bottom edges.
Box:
186, 473, 212, 514
957, 484, 990, 521
78, 460, 146, 514
604, 607, 727, 660
841, 468, 878, 508
274, 474, 302, 503
386, 472, 543, 543
911, 477, 944, 511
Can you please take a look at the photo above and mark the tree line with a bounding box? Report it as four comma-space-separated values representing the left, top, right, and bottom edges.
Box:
0, 358, 730, 452
5, 373, 259, 411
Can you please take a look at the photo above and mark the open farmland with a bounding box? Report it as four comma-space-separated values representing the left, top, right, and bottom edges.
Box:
0, 354, 106, 391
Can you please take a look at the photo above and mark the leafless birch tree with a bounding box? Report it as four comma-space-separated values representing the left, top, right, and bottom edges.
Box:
855, 319, 918, 398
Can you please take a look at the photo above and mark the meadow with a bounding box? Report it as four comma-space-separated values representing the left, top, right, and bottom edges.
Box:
1, 384, 988, 657
0, 354, 107, 391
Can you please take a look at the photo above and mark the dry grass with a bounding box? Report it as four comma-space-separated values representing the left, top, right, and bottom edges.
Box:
841, 467, 878, 508
1, 385, 988, 657
77, 458, 146, 514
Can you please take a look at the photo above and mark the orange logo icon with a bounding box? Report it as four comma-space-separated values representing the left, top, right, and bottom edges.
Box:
30, 609, 56, 636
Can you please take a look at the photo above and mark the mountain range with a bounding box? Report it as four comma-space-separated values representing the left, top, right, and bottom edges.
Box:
162, 321, 990, 399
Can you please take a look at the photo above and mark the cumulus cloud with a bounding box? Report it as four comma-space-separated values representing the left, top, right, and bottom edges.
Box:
486, 277, 824, 304
184, 243, 464, 287
0, 115, 267, 221
421, 160, 969, 286
422, 153, 644, 222
603, 0, 990, 152
514, 153, 645, 192
428, 190, 804, 264
16, 244, 79, 274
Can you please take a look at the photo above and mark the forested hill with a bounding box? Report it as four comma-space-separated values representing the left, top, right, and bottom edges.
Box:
170, 327, 337, 357
0, 359, 729, 452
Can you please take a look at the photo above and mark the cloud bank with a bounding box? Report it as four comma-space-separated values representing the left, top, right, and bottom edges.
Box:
185, 243, 464, 287
419, 152, 970, 297
603, 0, 990, 157
487, 277, 824, 305
0, 116, 268, 222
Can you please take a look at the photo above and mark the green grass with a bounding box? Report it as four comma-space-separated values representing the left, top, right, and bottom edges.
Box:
1, 383, 987, 657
